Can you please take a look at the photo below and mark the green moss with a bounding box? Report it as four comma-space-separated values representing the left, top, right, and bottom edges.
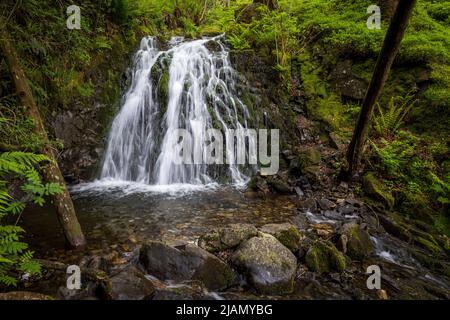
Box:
305, 240, 346, 274
415, 236, 443, 255
363, 172, 395, 209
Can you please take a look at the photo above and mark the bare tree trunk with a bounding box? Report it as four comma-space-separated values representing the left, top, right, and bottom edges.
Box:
342, 0, 417, 180
0, 25, 86, 249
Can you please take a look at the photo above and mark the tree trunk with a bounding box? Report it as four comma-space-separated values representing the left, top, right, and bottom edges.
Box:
342, 0, 417, 180
0, 25, 86, 249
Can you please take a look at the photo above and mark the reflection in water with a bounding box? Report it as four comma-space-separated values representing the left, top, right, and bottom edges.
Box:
23, 183, 297, 256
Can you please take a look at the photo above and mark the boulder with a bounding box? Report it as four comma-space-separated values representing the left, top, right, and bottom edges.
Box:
139, 241, 236, 291
363, 172, 395, 209
268, 179, 292, 194
110, 266, 155, 300
305, 240, 346, 274
231, 234, 297, 295
259, 223, 302, 252
339, 223, 374, 260
198, 224, 258, 252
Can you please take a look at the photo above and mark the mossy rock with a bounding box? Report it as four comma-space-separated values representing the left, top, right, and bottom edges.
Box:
198, 224, 258, 252
363, 172, 395, 209
231, 234, 297, 295
339, 222, 374, 260
305, 240, 347, 274
259, 223, 302, 252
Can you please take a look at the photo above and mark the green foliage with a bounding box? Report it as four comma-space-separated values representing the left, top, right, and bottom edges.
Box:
0, 151, 63, 286
373, 96, 415, 137
370, 131, 449, 226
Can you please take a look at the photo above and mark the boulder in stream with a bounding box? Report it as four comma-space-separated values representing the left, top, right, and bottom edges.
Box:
338, 222, 374, 260
231, 234, 297, 295
259, 223, 302, 252
305, 240, 347, 274
110, 266, 155, 300
139, 241, 236, 291
198, 223, 258, 252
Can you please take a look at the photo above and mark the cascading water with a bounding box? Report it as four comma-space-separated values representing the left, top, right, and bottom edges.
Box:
100, 35, 254, 186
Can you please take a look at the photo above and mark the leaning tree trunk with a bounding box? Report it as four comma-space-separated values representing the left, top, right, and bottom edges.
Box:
341, 0, 417, 180
0, 25, 86, 248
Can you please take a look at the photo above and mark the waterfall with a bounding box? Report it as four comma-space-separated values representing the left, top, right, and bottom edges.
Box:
100, 36, 254, 186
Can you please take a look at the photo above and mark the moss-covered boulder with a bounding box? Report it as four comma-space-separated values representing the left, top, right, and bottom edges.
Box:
231, 234, 297, 295
305, 240, 347, 274
259, 223, 302, 252
363, 172, 395, 209
339, 222, 374, 260
198, 224, 258, 252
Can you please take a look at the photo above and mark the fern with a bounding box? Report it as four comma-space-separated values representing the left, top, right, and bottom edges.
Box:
373, 96, 415, 137
0, 150, 61, 286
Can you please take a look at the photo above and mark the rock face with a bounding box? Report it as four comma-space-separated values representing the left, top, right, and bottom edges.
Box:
231, 234, 297, 295
198, 224, 258, 252
363, 172, 395, 209
331, 60, 368, 100
305, 240, 346, 274
139, 242, 236, 291
110, 266, 155, 300
339, 223, 374, 260
259, 223, 302, 252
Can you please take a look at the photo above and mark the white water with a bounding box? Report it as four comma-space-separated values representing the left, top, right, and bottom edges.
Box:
99, 36, 253, 187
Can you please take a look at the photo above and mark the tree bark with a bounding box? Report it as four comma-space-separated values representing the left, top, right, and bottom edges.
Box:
341, 0, 417, 180
0, 25, 86, 248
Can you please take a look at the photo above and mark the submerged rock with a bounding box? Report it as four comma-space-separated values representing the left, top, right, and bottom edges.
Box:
231, 234, 297, 295
259, 223, 302, 252
305, 240, 346, 274
139, 241, 235, 291
198, 224, 258, 252
110, 266, 155, 300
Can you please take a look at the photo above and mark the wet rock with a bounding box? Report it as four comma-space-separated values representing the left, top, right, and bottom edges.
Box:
303, 166, 321, 185
378, 212, 412, 242
268, 179, 292, 194
312, 223, 335, 238
79, 255, 111, 273
231, 234, 297, 295
305, 240, 346, 274
198, 224, 258, 252
317, 198, 336, 210
152, 281, 211, 300
298, 198, 317, 212
110, 266, 155, 300
338, 204, 357, 215
323, 210, 344, 221
338, 223, 374, 260
139, 241, 236, 291
0, 291, 53, 300
363, 173, 394, 209
247, 175, 270, 194
259, 223, 302, 252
